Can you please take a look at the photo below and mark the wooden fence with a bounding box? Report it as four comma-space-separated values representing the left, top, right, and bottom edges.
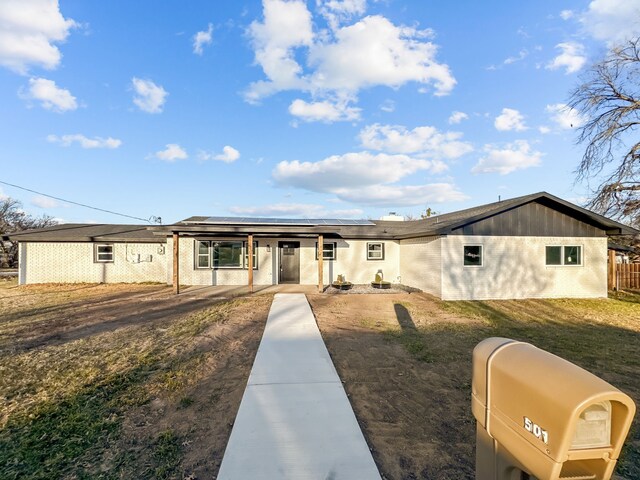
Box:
613, 263, 640, 290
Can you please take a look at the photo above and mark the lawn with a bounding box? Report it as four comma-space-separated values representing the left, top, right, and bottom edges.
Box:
0, 278, 271, 479
308, 290, 640, 480
2, 278, 638, 480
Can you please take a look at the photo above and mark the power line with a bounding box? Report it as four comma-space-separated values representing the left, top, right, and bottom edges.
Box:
0, 180, 161, 224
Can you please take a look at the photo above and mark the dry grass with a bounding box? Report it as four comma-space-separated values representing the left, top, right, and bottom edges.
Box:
0, 279, 270, 479
310, 290, 640, 480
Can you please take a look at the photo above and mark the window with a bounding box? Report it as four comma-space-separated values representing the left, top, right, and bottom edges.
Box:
463, 245, 483, 267
367, 242, 385, 260
195, 240, 258, 269
315, 242, 336, 260
213, 241, 243, 268
197, 241, 210, 268
546, 245, 582, 266
243, 241, 258, 270
95, 244, 114, 263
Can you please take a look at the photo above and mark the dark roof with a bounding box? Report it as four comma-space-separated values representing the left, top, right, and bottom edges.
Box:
6, 192, 638, 242
160, 192, 638, 239
4, 224, 164, 243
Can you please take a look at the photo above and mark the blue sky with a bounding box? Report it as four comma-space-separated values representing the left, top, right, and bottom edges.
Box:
1, 0, 639, 224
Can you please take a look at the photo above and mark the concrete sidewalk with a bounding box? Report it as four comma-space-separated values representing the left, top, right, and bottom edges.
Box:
217, 293, 381, 480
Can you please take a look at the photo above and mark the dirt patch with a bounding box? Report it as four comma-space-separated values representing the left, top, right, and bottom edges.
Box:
0, 281, 271, 479
308, 292, 640, 480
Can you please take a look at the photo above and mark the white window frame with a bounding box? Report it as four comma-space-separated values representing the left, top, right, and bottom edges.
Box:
315, 242, 336, 260
195, 240, 258, 270
367, 242, 385, 261
196, 240, 211, 269
94, 243, 114, 263
546, 245, 583, 267
463, 244, 483, 267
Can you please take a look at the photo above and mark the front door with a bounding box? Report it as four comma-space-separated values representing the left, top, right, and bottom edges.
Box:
279, 241, 300, 284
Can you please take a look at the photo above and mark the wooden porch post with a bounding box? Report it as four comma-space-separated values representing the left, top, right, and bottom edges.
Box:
608, 249, 616, 290
318, 234, 324, 293
173, 232, 180, 295
248, 234, 254, 293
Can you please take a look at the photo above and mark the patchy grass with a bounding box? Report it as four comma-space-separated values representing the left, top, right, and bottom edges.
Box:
310, 291, 640, 480
0, 283, 271, 479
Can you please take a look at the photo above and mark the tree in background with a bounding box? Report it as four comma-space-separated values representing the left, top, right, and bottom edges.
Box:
570, 37, 640, 229
0, 197, 57, 268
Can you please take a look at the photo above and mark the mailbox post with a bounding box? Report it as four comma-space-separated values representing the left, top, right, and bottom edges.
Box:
472, 338, 635, 480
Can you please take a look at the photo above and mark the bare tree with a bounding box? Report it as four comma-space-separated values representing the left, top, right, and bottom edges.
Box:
0, 197, 57, 268
569, 37, 640, 228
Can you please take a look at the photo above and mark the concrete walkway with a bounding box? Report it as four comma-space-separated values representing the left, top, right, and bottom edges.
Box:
217, 293, 381, 480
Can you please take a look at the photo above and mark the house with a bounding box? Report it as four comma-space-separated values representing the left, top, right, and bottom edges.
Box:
6, 192, 638, 300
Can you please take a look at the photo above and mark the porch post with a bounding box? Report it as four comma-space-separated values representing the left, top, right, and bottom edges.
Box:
318, 234, 323, 293
608, 249, 616, 290
173, 232, 180, 295
248, 234, 254, 293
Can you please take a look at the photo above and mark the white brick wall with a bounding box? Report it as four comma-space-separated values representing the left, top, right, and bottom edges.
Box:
440, 236, 608, 300
399, 236, 442, 296
22, 242, 168, 284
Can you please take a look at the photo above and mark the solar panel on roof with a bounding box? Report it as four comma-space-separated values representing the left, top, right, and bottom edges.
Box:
191, 216, 374, 226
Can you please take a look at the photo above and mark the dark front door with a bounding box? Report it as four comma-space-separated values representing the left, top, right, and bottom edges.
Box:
279, 241, 300, 284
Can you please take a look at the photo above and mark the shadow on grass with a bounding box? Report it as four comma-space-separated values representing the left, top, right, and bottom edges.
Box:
318, 297, 640, 480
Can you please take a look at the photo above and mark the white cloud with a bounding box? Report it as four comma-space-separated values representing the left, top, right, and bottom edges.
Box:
546, 42, 586, 74
472, 140, 542, 175
245, 3, 456, 107
494, 108, 527, 132
379, 99, 395, 112
504, 49, 528, 65
545, 103, 587, 130
245, 0, 313, 102
448, 111, 468, 124
47, 134, 122, 149
560, 9, 575, 20
198, 145, 240, 163
288, 98, 361, 122
30, 195, 64, 208
333, 183, 468, 206
317, 0, 367, 29
0, 0, 77, 73
309, 15, 454, 96
193, 23, 213, 55
229, 202, 364, 218
538, 126, 551, 134
581, 0, 640, 45
19, 77, 77, 112
359, 123, 473, 160
153, 144, 187, 162
131, 77, 168, 113
273, 151, 437, 192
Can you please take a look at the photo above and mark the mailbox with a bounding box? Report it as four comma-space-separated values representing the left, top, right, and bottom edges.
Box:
472, 338, 635, 480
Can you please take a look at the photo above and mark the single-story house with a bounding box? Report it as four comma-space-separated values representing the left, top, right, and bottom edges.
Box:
6, 192, 638, 300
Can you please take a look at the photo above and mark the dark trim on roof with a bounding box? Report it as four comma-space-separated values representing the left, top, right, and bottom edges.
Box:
4, 224, 165, 243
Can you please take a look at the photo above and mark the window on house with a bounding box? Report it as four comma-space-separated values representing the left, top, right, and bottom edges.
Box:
95, 244, 114, 263
367, 242, 385, 260
213, 241, 243, 268
197, 240, 211, 268
243, 241, 258, 269
546, 245, 582, 266
463, 245, 483, 266
315, 242, 336, 260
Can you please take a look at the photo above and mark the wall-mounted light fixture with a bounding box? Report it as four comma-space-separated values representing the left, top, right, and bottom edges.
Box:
266, 244, 271, 252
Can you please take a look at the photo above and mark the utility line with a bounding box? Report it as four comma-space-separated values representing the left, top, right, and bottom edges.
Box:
0, 179, 161, 224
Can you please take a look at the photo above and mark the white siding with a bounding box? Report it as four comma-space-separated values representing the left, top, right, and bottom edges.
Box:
170, 238, 400, 286
22, 242, 168, 284
399, 236, 441, 296
168, 237, 277, 286
298, 239, 400, 285
440, 236, 608, 300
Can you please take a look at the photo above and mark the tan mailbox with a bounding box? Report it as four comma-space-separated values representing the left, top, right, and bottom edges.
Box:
472, 337, 635, 480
